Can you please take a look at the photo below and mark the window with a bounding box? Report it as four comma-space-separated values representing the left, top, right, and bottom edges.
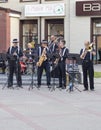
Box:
20, 20, 38, 49
45, 19, 64, 41
20, 0, 37, 2
0, 0, 8, 2
45, 0, 62, 1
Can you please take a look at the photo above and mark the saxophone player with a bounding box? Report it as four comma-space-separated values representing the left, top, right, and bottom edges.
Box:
80, 41, 96, 91
36, 40, 51, 88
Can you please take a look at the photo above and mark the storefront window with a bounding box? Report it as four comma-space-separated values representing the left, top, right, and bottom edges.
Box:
93, 22, 101, 35
48, 23, 64, 40
45, 0, 62, 1
22, 22, 38, 49
20, 0, 37, 2
45, 19, 64, 41
0, 0, 8, 2
92, 19, 101, 63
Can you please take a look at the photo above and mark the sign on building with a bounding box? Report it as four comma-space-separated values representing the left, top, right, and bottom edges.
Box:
25, 3, 65, 17
76, 1, 101, 16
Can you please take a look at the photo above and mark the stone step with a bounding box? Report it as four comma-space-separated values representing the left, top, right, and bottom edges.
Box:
0, 74, 59, 85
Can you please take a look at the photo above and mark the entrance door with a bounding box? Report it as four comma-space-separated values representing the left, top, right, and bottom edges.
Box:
92, 18, 101, 63
20, 20, 38, 49
45, 19, 64, 41
96, 36, 101, 62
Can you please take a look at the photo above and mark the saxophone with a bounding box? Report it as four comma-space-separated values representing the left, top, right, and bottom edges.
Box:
37, 47, 47, 67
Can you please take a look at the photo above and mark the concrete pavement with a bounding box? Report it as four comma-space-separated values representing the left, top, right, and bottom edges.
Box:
0, 82, 101, 130
0, 64, 101, 130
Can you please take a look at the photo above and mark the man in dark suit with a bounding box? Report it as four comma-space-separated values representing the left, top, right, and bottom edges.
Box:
36, 40, 51, 88
7, 39, 23, 88
58, 39, 69, 89
80, 41, 96, 91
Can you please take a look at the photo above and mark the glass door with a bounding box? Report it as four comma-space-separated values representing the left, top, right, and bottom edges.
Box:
92, 19, 101, 63
20, 20, 38, 49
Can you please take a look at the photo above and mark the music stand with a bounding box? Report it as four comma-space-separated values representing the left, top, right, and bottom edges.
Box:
28, 54, 39, 90
66, 53, 82, 92
49, 52, 61, 92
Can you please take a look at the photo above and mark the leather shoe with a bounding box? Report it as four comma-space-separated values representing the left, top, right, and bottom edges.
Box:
48, 85, 51, 88
62, 86, 66, 89
83, 88, 88, 91
37, 85, 40, 88
91, 89, 94, 91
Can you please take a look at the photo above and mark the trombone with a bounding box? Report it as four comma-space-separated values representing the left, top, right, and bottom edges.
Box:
87, 43, 94, 52
81, 42, 95, 59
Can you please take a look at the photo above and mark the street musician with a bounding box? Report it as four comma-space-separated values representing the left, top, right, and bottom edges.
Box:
58, 39, 69, 89
80, 41, 96, 91
7, 39, 23, 88
36, 40, 51, 88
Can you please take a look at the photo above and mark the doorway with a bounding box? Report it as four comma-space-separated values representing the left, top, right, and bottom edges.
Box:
91, 18, 101, 63
20, 20, 38, 49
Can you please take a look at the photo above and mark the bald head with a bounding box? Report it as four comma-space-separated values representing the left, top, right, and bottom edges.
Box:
84, 41, 90, 48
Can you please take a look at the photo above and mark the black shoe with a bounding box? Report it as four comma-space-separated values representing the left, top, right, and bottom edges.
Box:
7, 86, 14, 89
48, 85, 51, 88
83, 88, 88, 91
62, 86, 66, 89
57, 86, 62, 88
18, 86, 23, 88
37, 85, 40, 88
91, 88, 94, 91
15, 85, 21, 89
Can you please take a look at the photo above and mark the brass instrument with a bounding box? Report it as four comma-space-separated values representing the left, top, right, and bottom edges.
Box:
81, 43, 95, 59
37, 47, 47, 67
87, 43, 94, 52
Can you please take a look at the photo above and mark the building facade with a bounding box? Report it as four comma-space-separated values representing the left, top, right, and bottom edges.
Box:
0, 0, 101, 61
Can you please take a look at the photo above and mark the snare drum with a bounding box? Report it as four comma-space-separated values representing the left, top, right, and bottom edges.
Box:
20, 61, 27, 74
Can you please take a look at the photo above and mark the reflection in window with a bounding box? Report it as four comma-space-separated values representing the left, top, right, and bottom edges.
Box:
93, 22, 101, 35
20, 0, 37, 2
48, 23, 64, 41
45, 0, 61, 1
23, 24, 38, 49
0, 0, 8, 2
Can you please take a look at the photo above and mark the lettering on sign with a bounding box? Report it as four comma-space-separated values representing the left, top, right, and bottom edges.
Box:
83, 3, 101, 12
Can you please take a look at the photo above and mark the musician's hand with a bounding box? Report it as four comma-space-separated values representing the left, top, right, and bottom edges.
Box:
54, 61, 56, 64
91, 51, 96, 56
80, 51, 87, 59
13, 52, 17, 56
36, 62, 39, 66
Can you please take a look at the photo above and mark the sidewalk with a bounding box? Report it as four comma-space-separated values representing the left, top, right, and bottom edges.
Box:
94, 64, 101, 72
0, 65, 100, 130
0, 81, 101, 130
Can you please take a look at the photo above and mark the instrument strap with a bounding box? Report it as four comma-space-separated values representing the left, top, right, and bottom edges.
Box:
60, 47, 67, 61
63, 47, 67, 56
39, 46, 41, 57
52, 44, 55, 52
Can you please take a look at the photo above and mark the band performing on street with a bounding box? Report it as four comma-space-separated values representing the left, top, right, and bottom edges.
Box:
2, 35, 96, 92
